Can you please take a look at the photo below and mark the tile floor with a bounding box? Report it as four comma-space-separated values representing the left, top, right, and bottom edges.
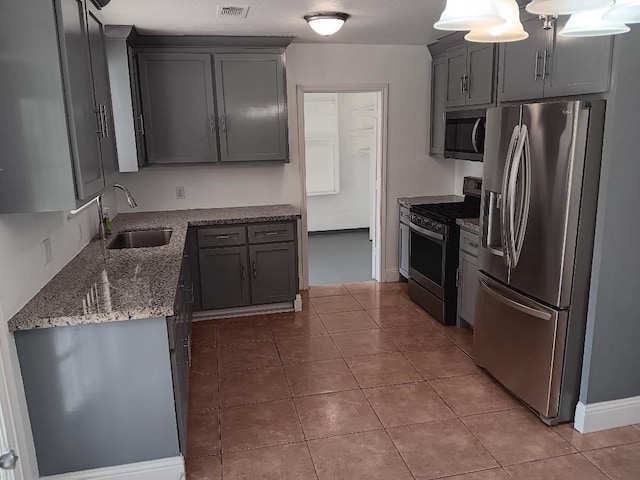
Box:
186, 281, 640, 480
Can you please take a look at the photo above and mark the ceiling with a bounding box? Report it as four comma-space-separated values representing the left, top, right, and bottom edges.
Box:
99, 0, 446, 45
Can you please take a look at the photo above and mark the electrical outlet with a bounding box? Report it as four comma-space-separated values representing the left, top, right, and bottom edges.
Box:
176, 186, 186, 200
78, 224, 83, 245
42, 238, 53, 265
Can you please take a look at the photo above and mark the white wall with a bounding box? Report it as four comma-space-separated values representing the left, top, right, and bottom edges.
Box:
454, 160, 484, 195
307, 92, 377, 232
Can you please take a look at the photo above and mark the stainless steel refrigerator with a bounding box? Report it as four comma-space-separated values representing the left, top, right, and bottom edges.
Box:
474, 100, 606, 424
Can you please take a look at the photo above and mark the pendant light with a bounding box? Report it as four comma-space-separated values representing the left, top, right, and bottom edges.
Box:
526, 0, 613, 16
434, 0, 506, 31
466, 0, 529, 43
304, 12, 349, 36
559, 7, 630, 37
604, 0, 640, 24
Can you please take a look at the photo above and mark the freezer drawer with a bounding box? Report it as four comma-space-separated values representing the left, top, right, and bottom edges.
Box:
473, 274, 568, 419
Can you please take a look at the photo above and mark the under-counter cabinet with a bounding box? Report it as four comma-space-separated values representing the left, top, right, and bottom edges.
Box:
457, 227, 480, 327
0, 0, 119, 213
498, 13, 613, 102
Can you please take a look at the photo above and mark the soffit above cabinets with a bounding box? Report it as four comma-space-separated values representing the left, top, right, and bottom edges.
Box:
98, 0, 447, 45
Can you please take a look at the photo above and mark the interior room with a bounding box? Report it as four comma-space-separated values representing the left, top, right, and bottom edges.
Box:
0, 0, 639, 479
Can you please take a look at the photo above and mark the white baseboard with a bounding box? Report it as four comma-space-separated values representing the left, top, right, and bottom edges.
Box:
294, 294, 303, 312
383, 268, 400, 283
40, 456, 184, 480
574, 395, 640, 433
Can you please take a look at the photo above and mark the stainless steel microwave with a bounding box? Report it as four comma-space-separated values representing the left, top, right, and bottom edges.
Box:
444, 109, 486, 162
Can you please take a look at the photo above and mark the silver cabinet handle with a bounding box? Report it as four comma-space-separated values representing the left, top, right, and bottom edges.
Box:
0, 450, 18, 470
252, 261, 257, 278
215, 235, 231, 240
95, 107, 104, 136
264, 231, 281, 237
543, 49, 551, 77
241, 262, 245, 280
138, 114, 145, 135
460, 76, 465, 94
463, 74, 469, 94
479, 280, 552, 321
534, 51, 541, 80
464, 238, 479, 249
219, 114, 226, 133
103, 105, 110, 138
208, 115, 214, 134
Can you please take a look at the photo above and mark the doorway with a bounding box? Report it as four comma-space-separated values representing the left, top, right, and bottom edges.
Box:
297, 86, 388, 288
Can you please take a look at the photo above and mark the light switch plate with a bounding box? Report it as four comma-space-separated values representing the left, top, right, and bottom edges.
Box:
176, 186, 186, 200
42, 238, 53, 265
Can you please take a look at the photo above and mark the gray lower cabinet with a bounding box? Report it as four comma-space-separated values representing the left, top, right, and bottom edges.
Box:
214, 53, 289, 162
430, 56, 447, 156
250, 243, 297, 304
138, 52, 219, 164
199, 246, 250, 310
457, 228, 480, 327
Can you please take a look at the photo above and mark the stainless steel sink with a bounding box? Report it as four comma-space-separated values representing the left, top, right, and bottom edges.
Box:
107, 229, 173, 249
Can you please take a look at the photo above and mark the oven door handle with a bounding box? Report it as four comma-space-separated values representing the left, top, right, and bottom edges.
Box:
410, 223, 445, 242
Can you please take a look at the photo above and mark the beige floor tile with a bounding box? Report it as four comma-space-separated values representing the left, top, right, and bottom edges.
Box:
343, 280, 380, 294
311, 295, 362, 314
384, 324, 454, 352
309, 284, 350, 298
220, 399, 303, 452
189, 374, 219, 411
583, 442, 640, 479
388, 419, 498, 479
554, 423, 640, 451
222, 442, 317, 480
218, 341, 281, 373
320, 310, 379, 333
441, 468, 512, 480
331, 330, 397, 357
345, 352, 422, 388
294, 390, 382, 439
308, 430, 413, 480
217, 318, 273, 345
276, 335, 341, 365
505, 453, 609, 479
191, 346, 218, 375
441, 326, 474, 345
353, 291, 410, 310
367, 305, 431, 328
406, 347, 480, 379
269, 315, 327, 338
187, 455, 222, 480
430, 373, 521, 416
219, 366, 290, 407
284, 358, 359, 397
364, 382, 456, 428
462, 409, 575, 466
187, 409, 220, 458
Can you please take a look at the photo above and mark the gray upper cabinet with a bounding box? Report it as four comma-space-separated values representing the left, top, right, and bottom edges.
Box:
214, 53, 289, 162
545, 16, 613, 98
430, 56, 447, 156
445, 47, 468, 108
466, 44, 495, 106
249, 243, 297, 305
199, 246, 250, 310
138, 53, 219, 164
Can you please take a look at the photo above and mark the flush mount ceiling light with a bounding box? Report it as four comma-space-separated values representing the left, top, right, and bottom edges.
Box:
466, 0, 529, 43
604, 0, 640, 24
434, 0, 506, 31
559, 6, 630, 36
304, 12, 349, 36
526, 0, 613, 16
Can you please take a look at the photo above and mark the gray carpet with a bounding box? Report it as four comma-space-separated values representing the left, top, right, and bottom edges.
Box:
308, 230, 373, 286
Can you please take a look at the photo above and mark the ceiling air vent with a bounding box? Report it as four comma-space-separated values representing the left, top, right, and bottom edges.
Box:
217, 6, 250, 18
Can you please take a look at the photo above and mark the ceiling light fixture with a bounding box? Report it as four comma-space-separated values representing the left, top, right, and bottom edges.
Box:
604, 0, 640, 24
466, 0, 529, 43
559, 7, 630, 36
434, 0, 506, 31
304, 12, 349, 36
526, 0, 613, 16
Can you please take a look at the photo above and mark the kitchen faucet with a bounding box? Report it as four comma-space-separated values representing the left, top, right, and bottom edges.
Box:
97, 183, 138, 242
112, 183, 138, 209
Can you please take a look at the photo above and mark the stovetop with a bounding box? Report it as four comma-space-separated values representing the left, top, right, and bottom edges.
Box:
410, 197, 480, 236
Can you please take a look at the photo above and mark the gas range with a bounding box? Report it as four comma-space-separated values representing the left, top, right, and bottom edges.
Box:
409, 200, 481, 238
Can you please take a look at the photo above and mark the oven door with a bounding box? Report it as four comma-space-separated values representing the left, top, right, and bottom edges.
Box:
409, 222, 446, 299
445, 112, 485, 162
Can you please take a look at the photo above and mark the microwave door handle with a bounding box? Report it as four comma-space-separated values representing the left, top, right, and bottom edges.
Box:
472, 118, 482, 153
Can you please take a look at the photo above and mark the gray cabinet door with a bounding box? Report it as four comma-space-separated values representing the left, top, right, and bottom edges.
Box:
86, 8, 118, 186
466, 44, 495, 106
249, 243, 296, 305
199, 246, 249, 310
545, 17, 613, 98
399, 222, 410, 278
458, 250, 479, 327
55, 0, 104, 200
215, 53, 288, 162
498, 15, 548, 103
430, 56, 447, 157
445, 47, 468, 108
139, 53, 218, 164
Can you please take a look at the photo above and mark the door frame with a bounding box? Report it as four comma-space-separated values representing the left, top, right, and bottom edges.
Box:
296, 84, 390, 289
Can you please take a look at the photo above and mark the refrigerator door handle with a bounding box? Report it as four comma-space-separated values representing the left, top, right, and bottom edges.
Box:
479, 280, 552, 321
509, 125, 532, 267
501, 125, 520, 268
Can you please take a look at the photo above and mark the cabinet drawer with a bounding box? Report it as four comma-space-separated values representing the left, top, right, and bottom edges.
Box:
248, 223, 294, 244
197, 226, 246, 248
460, 228, 480, 257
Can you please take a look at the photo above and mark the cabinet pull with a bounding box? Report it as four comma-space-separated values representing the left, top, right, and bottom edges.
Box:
263, 231, 281, 237
460, 76, 465, 94
215, 235, 231, 240
253, 261, 257, 278
138, 114, 145, 136
95, 108, 104, 136
463, 75, 469, 94
241, 262, 246, 280
219, 114, 226, 133
543, 49, 551, 77
208, 115, 214, 134
534, 51, 541, 80
101, 105, 110, 138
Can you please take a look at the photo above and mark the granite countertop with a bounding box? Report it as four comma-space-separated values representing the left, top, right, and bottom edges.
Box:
457, 217, 481, 234
397, 195, 465, 208
9, 205, 300, 332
